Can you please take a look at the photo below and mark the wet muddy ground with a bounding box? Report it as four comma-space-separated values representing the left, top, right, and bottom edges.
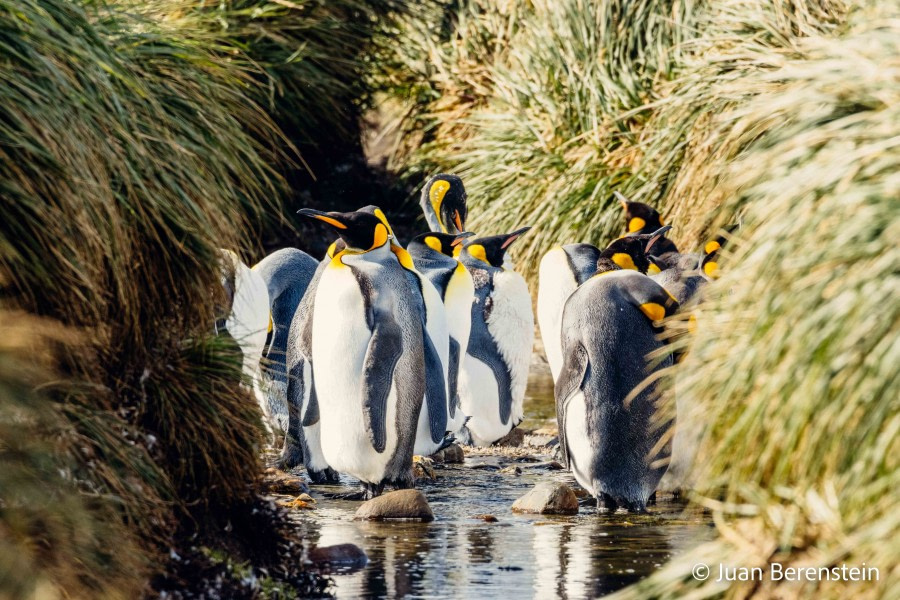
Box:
274, 359, 714, 598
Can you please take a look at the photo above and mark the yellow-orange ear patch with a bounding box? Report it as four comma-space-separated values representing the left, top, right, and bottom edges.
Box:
612, 252, 637, 270
430, 180, 451, 232
647, 263, 661, 275
326, 241, 338, 258
467, 244, 488, 264
703, 260, 719, 278
267, 313, 274, 333
628, 217, 646, 233
371, 223, 389, 249
391, 246, 415, 269
424, 236, 442, 252
705, 240, 721, 254
639, 302, 666, 322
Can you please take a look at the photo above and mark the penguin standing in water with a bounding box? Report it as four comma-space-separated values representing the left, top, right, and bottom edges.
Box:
218, 250, 270, 422
616, 192, 679, 256
555, 228, 679, 512
420, 174, 468, 235
252, 248, 318, 435
457, 227, 534, 446
407, 231, 476, 436
299, 208, 448, 498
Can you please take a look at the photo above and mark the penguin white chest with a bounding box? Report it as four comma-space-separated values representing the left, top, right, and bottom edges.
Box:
537, 249, 579, 382
311, 264, 398, 482
486, 269, 534, 412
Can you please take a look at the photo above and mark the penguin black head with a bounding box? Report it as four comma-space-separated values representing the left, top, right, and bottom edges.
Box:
408, 231, 474, 257
598, 225, 672, 274
298, 208, 390, 253
461, 226, 531, 268
616, 191, 665, 235
422, 174, 468, 234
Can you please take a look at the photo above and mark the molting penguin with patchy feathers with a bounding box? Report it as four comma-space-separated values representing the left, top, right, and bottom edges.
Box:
298, 208, 447, 498
252, 248, 318, 436
457, 227, 534, 447
555, 227, 679, 512
407, 231, 476, 437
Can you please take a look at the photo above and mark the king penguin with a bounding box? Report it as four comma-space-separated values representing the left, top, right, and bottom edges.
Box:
616, 192, 679, 256
298, 208, 448, 498
555, 228, 679, 511
420, 174, 468, 235
407, 231, 476, 437
278, 240, 342, 482
457, 227, 534, 446
537, 244, 601, 383
252, 248, 318, 435
218, 250, 271, 425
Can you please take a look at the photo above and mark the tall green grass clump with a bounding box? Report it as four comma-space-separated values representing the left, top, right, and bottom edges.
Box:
611, 4, 899, 598
375, 0, 694, 275
0, 0, 309, 594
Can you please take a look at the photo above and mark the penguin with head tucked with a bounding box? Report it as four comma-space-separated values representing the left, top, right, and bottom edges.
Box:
555, 226, 679, 511
616, 192, 679, 256
538, 230, 668, 383
298, 208, 447, 498
407, 231, 476, 436
252, 248, 318, 436
420, 174, 468, 235
457, 227, 534, 446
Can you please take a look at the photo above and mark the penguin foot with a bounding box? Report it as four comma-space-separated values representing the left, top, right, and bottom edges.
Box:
308, 467, 341, 485
362, 482, 385, 500
274, 442, 304, 471
597, 492, 619, 511
647, 491, 657, 506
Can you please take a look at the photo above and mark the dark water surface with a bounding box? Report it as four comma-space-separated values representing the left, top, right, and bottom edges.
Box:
288, 366, 713, 599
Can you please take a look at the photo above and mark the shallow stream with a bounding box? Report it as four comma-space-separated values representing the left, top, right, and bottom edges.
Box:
284, 366, 713, 598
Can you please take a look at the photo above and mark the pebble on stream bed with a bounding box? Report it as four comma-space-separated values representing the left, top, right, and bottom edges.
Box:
354, 489, 435, 522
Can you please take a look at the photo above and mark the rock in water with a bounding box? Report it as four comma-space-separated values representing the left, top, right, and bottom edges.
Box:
494, 427, 525, 447
430, 443, 464, 463
354, 489, 434, 522
308, 544, 368, 570
261, 469, 310, 495
511, 482, 578, 515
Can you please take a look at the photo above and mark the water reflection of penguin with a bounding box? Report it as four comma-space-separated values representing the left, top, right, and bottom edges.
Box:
253, 248, 317, 435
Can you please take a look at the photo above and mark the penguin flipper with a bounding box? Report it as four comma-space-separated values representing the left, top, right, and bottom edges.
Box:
361, 316, 404, 453
423, 330, 449, 444
467, 330, 514, 425
300, 359, 319, 427
447, 337, 461, 419
554, 341, 590, 470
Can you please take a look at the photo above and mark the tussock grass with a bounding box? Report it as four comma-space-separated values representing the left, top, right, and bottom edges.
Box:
612, 5, 900, 598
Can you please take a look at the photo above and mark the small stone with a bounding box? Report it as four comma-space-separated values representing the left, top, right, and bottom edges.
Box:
499, 465, 522, 475
523, 434, 559, 448
261, 471, 310, 495
548, 461, 564, 470
511, 482, 579, 515
466, 456, 503, 470
308, 543, 368, 569
278, 493, 317, 510
413, 456, 436, 480
354, 489, 434, 522
430, 443, 464, 464
473, 514, 499, 523
494, 427, 525, 447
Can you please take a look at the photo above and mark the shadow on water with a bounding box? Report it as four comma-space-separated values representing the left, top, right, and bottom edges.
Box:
288, 367, 713, 598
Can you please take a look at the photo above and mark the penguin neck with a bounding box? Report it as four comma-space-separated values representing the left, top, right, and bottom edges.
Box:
594, 258, 622, 275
